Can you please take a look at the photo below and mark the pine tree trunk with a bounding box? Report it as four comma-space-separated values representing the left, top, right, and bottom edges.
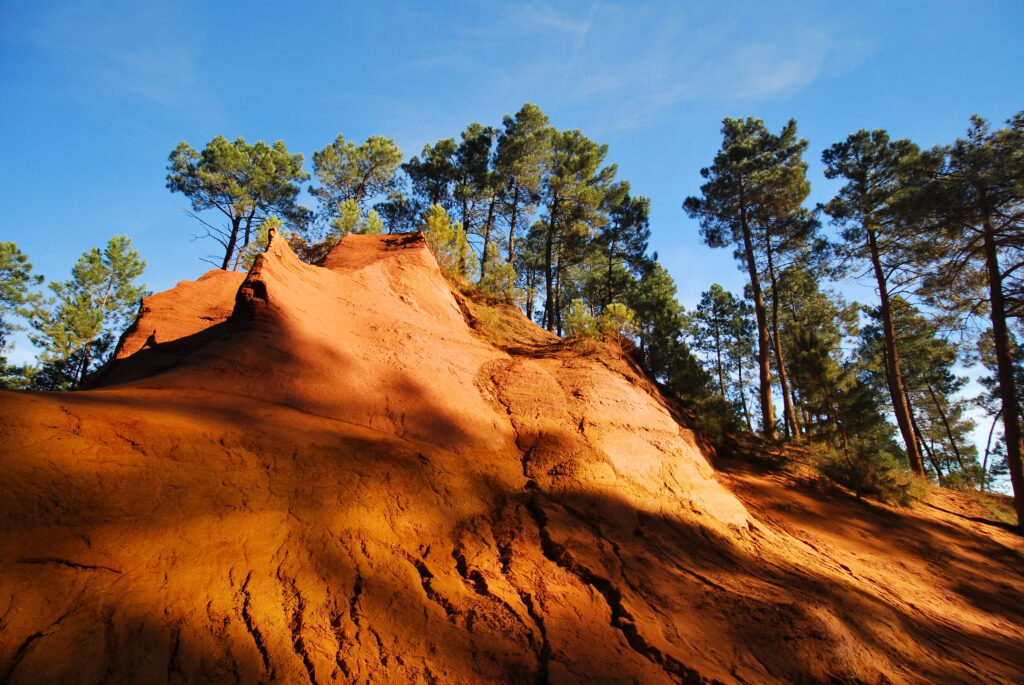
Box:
232, 209, 258, 271
507, 185, 521, 264
738, 186, 775, 439
544, 196, 559, 332
981, 211, 1024, 530
714, 317, 726, 398
606, 234, 616, 309
765, 237, 794, 436
221, 216, 243, 271
738, 359, 753, 432
480, 196, 497, 281
907, 389, 942, 476
983, 409, 1002, 492
866, 226, 925, 475
554, 254, 563, 336
927, 383, 967, 471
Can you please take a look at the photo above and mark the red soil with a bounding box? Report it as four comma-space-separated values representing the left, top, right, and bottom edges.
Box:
1, 231, 1022, 683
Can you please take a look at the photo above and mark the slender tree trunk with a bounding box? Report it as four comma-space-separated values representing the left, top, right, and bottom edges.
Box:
907, 392, 942, 476
233, 209, 258, 271
981, 210, 1024, 530
544, 197, 559, 332
827, 399, 849, 451
480, 195, 497, 280
789, 383, 802, 434
738, 184, 775, 439
221, 216, 243, 270
738, 359, 753, 432
927, 383, 967, 471
507, 184, 521, 264
866, 225, 925, 475
983, 409, 1002, 492
606, 234, 617, 309
765, 239, 800, 438
714, 317, 726, 398
556, 261, 565, 335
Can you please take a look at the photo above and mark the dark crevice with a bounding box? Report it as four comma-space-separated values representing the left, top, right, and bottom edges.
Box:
1, 610, 73, 685
282, 574, 319, 685
18, 557, 121, 574
467, 569, 490, 596
452, 545, 470, 580
332, 563, 362, 678
239, 572, 273, 678
451, 544, 490, 597
407, 554, 459, 619
524, 493, 708, 684
349, 567, 363, 628
368, 626, 387, 667
518, 590, 550, 685
167, 624, 184, 682
101, 607, 117, 683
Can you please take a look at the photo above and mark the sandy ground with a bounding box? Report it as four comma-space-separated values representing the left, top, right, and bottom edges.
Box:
1, 232, 1022, 684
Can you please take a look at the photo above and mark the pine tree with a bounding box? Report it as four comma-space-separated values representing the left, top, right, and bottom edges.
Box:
1, 243, 43, 351
917, 111, 1024, 525
0, 242, 44, 387
515, 221, 548, 322
167, 136, 310, 270
595, 188, 651, 310
421, 204, 475, 281
453, 123, 498, 275
822, 129, 927, 475
404, 138, 459, 212
311, 134, 402, 209
684, 117, 809, 439
690, 285, 744, 401
541, 129, 616, 333
495, 104, 551, 266
30, 236, 145, 388
774, 265, 858, 439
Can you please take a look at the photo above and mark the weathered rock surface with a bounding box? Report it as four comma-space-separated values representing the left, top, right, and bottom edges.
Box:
2, 232, 1023, 684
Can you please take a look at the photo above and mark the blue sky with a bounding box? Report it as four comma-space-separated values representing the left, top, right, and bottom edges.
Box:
2, 0, 1022, 359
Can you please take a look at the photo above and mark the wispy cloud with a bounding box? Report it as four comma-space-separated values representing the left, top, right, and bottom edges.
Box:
483, 2, 875, 132
16, 1, 223, 121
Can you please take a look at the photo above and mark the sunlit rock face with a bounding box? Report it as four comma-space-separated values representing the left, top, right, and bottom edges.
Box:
3, 232, 1023, 684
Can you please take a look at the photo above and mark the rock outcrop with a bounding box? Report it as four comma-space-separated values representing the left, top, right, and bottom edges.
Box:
2, 232, 1023, 684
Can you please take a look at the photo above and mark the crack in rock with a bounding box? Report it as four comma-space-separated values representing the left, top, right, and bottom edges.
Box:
524, 493, 710, 685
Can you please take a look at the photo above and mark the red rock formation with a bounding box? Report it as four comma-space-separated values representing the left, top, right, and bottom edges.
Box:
2, 231, 1022, 683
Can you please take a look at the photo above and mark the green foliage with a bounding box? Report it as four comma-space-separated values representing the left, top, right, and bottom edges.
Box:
404, 138, 458, 211
374, 189, 421, 234
593, 189, 651, 309
860, 298, 981, 484
1, 242, 43, 361
478, 242, 519, 303
496, 103, 551, 264
167, 136, 310, 270
515, 221, 547, 322
422, 204, 476, 280
540, 128, 618, 332
30, 334, 115, 391
311, 134, 402, 223
684, 117, 813, 439
689, 285, 745, 395
29, 236, 145, 388
813, 441, 918, 505
564, 298, 598, 339
597, 302, 636, 339
329, 199, 384, 238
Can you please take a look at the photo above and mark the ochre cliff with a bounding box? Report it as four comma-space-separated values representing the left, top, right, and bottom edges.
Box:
2, 232, 1022, 684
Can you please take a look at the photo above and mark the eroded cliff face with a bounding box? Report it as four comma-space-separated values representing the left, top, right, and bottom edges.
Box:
2, 232, 1023, 684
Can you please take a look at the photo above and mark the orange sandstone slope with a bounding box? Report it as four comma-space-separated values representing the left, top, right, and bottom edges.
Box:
2, 232, 1023, 684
